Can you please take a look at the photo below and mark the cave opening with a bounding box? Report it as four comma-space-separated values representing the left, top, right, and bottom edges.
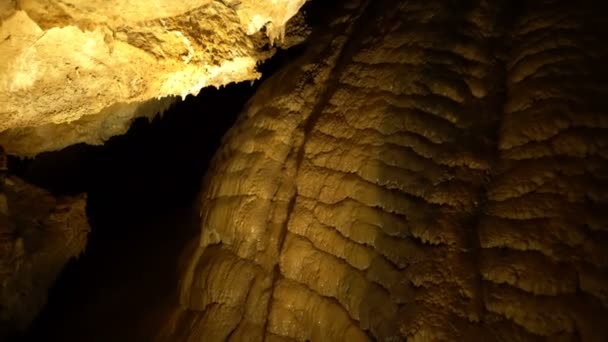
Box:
6, 41, 307, 342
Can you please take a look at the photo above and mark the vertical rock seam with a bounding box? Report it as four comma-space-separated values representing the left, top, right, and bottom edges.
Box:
260, 0, 375, 335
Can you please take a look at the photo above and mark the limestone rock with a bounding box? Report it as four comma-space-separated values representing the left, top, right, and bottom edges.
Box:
0, 0, 306, 156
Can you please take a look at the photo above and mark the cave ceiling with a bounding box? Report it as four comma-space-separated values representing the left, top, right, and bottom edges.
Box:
0, 0, 307, 156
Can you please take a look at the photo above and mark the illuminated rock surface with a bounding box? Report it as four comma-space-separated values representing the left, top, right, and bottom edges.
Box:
0, 0, 306, 156
158, 0, 608, 341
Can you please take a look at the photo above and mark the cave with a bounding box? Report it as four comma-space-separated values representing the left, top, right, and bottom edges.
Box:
1, 0, 608, 341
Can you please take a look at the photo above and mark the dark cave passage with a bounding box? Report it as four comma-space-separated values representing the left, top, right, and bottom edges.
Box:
6, 42, 307, 342
10, 85, 251, 342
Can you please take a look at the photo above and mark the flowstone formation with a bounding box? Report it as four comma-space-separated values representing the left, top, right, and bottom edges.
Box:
158, 0, 608, 340
0, 0, 307, 156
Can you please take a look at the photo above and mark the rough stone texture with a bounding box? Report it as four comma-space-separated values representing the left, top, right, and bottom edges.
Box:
0, 146, 89, 337
158, 0, 608, 341
0, 0, 306, 156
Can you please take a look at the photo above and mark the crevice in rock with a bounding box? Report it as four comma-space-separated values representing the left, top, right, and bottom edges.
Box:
466, 0, 528, 327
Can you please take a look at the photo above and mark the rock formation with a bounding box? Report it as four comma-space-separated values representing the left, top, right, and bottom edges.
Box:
0, 146, 89, 336
158, 0, 608, 340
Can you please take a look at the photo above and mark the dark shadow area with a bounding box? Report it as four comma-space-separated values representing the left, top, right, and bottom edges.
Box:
6, 40, 308, 342
8, 85, 250, 342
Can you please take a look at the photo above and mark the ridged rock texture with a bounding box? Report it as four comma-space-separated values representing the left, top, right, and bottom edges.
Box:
0, 0, 306, 156
0, 148, 90, 337
159, 0, 608, 341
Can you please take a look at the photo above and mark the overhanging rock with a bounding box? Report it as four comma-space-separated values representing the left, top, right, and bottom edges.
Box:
0, 0, 306, 156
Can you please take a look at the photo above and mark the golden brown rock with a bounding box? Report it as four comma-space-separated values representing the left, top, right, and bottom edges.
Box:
159, 0, 608, 341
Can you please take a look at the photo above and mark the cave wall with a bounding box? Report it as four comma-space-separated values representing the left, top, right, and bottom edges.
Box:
0, 164, 89, 337
160, 0, 608, 341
